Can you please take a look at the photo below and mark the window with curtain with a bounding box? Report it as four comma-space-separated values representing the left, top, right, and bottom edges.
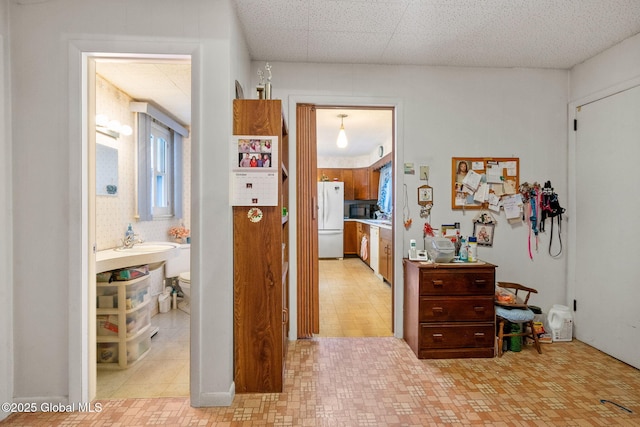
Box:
137, 112, 184, 221
378, 163, 392, 216
150, 120, 177, 218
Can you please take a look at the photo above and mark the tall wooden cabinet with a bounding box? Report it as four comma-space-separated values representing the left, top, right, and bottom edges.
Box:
403, 260, 496, 359
233, 99, 289, 393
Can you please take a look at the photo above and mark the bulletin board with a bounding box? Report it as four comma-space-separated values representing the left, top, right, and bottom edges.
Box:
451, 157, 519, 210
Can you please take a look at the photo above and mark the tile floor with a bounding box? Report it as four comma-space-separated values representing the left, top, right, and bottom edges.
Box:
5, 259, 640, 425
317, 258, 393, 337
95, 258, 381, 400
96, 308, 190, 399
5, 338, 640, 425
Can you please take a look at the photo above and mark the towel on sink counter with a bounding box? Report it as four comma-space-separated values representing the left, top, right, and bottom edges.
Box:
360, 235, 368, 261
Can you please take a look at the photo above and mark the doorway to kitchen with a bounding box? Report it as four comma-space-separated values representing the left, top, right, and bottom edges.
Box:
297, 104, 395, 338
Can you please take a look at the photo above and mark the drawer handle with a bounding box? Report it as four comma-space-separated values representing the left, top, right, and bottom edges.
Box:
473, 306, 485, 312
474, 332, 485, 338
432, 333, 443, 341
432, 280, 444, 287
432, 307, 444, 313
474, 279, 487, 285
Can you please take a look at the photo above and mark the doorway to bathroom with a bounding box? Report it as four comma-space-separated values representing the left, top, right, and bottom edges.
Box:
89, 55, 192, 400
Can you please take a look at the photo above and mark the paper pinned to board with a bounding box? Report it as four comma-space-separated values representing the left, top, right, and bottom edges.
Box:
462, 170, 482, 192
486, 165, 503, 184
503, 180, 517, 195
502, 194, 523, 220
501, 161, 518, 176
473, 183, 489, 203
488, 192, 501, 211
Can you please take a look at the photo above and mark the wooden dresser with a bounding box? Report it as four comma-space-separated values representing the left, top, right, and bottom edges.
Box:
403, 259, 496, 359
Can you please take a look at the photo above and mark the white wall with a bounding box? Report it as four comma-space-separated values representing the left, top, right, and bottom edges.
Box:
0, 0, 13, 420
95, 75, 191, 251
8, 0, 239, 407
570, 32, 640, 102
263, 62, 569, 328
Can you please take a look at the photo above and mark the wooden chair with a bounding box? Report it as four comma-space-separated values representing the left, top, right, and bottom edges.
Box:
495, 282, 542, 357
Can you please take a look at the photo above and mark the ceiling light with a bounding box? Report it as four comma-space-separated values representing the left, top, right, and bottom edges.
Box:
336, 114, 348, 148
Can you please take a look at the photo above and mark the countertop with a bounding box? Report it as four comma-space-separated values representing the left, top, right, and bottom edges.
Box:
344, 218, 392, 230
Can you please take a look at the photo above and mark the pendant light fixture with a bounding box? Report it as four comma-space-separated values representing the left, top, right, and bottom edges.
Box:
336, 114, 348, 148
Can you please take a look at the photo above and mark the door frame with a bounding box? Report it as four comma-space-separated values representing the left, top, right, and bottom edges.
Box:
68, 40, 198, 404
567, 75, 640, 356
287, 95, 404, 340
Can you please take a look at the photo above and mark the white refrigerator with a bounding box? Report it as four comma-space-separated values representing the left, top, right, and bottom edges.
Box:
318, 181, 344, 258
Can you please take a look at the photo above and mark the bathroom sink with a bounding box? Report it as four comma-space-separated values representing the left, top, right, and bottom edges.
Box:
96, 241, 180, 273
114, 243, 179, 253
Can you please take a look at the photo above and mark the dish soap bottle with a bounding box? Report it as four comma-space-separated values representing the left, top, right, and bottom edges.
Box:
459, 237, 468, 262
125, 223, 134, 239
468, 236, 478, 262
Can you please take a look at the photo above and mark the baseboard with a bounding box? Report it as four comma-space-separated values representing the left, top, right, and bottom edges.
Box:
191, 382, 235, 407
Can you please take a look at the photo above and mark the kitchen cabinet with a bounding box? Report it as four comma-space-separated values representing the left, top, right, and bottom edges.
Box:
356, 221, 370, 265
368, 168, 380, 200
343, 221, 358, 255
403, 260, 496, 359
318, 168, 354, 200
233, 99, 289, 392
379, 227, 393, 284
342, 169, 354, 200
318, 168, 343, 182
353, 167, 381, 200
353, 168, 369, 200
96, 272, 152, 369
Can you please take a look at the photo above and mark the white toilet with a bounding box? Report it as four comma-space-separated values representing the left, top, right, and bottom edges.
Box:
164, 243, 191, 314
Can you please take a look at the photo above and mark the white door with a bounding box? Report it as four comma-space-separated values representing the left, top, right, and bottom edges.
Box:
574, 84, 640, 369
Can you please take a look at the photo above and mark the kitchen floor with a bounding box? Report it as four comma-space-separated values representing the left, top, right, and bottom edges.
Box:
317, 257, 393, 337
7, 338, 640, 425
96, 308, 190, 399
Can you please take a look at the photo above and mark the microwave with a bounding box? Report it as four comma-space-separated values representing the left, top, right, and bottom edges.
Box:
349, 204, 374, 219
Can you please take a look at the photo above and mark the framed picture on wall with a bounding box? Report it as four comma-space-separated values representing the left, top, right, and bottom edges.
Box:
473, 222, 495, 247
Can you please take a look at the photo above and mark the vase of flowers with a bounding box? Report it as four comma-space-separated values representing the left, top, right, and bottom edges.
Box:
168, 225, 190, 243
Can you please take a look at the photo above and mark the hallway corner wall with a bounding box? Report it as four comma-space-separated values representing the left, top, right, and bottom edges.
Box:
0, 0, 12, 418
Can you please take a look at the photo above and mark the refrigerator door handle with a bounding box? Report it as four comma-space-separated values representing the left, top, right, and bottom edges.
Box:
323, 187, 328, 224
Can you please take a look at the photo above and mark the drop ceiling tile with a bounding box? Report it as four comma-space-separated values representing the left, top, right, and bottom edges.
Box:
309, 0, 409, 33
308, 31, 391, 64
234, 0, 310, 30
245, 28, 310, 62
233, 0, 640, 69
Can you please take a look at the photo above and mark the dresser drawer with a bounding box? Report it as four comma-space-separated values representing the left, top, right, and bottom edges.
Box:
419, 297, 494, 322
419, 323, 494, 349
419, 270, 494, 295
